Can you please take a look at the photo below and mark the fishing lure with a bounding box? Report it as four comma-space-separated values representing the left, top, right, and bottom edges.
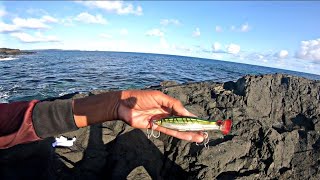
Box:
147, 116, 232, 148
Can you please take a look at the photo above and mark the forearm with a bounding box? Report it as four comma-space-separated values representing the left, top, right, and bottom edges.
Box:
0, 91, 121, 149
33, 91, 122, 138
72, 91, 122, 127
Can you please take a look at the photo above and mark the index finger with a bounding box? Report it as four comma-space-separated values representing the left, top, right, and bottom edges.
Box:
154, 124, 204, 143
156, 92, 197, 117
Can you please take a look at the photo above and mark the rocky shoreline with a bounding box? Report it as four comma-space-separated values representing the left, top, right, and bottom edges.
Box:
0, 48, 35, 59
0, 74, 319, 179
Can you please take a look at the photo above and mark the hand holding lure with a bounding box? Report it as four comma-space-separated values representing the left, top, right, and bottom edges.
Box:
147, 116, 232, 148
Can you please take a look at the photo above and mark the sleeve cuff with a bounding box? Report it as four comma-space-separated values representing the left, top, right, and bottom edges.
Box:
32, 99, 79, 138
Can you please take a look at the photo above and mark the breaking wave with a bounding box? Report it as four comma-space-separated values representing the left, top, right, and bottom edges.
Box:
0, 57, 19, 61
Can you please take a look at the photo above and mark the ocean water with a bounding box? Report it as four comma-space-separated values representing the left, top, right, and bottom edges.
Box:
1, 50, 319, 103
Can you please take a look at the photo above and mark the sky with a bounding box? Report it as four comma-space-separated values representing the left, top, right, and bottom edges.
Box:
0, 1, 320, 75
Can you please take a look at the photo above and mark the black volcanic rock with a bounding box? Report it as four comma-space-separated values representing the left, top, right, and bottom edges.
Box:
1, 74, 319, 179
0, 48, 35, 58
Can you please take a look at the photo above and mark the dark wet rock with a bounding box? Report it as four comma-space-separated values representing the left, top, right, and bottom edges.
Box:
127, 166, 152, 180
0, 55, 9, 59
1, 74, 320, 179
0, 48, 22, 55
160, 80, 179, 87
0, 48, 36, 59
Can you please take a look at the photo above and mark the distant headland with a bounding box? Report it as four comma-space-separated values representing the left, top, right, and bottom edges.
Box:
0, 48, 36, 59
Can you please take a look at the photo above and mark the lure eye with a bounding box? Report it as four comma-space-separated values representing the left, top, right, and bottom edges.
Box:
220, 119, 232, 135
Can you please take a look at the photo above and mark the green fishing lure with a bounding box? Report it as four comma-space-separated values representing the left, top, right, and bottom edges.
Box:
153, 116, 232, 135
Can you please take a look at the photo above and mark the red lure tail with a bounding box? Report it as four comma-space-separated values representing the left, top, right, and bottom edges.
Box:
216, 119, 232, 135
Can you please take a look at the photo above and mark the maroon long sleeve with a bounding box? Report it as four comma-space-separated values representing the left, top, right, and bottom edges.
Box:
0, 99, 78, 149
0, 100, 41, 149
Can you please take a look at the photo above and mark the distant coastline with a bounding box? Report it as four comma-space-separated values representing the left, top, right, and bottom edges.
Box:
0, 48, 36, 59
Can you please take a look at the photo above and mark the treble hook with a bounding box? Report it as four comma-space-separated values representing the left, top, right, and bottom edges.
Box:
196, 132, 209, 148
146, 122, 161, 139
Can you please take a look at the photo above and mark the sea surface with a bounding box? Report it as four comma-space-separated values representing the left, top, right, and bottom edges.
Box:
1, 50, 320, 103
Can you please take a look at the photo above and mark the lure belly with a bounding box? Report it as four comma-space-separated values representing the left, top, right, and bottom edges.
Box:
154, 116, 232, 135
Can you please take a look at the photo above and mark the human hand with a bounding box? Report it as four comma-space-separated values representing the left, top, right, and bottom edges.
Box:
117, 90, 205, 143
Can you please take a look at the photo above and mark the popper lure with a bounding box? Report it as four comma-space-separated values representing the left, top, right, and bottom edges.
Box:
147, 116, 232, 148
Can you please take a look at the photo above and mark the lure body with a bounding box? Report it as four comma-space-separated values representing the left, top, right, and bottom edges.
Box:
154, 116, 232, 135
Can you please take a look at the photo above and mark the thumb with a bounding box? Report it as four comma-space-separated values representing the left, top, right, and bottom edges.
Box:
172, 101, 197, 117
157, 92, 197, 117
182, 108, 197, 117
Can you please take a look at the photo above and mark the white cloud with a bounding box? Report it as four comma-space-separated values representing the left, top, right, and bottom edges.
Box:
304, 64, 315, 71
75, 12, 108, 24
193, 27, 200, 37
10, 32, 59, 43
248, 52, 267, 62
210, 42, 241, 54
0, 22, 19, 33
146, 29, 164, 37
215, 26, 222, 32
77, 1, 143, 16
254, 54, 264, 59
120, 28, 128, 36
160, 19, 180, 26
226, 43, 241, 54
230, 23, 251, 32
0, 6, 6, 17
240, 23, 250, 32
26, 8, 48, 16
296, 38, 320, 61
212, 53, 224, 59
212, 42, 222, 52
173, 45, 192, 52
1, 16, 59, 32
61, 17, 74, 26
12, 17, 50, 29
99, 33, 112, 39
41, 15, 58, 23
277, 50, 289, 58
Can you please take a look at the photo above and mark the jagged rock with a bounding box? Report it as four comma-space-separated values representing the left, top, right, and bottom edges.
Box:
160, 80, 179, 87
127, 166, 152, 180
0, 55, 9, 59
1, 74, 319, 179
0, 48, 21, 55
0, 48, 35, 59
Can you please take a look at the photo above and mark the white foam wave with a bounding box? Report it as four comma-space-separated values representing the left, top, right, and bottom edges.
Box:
0, 99, 9, 103
0, 92, 9, 103
0, 57, 19, 61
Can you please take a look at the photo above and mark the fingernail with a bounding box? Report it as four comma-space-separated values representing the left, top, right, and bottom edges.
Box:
198, 136, 204, 142
184, 108, 193, 116
153, 123, 158, 129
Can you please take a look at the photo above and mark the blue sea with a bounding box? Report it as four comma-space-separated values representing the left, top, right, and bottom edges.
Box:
1, 50, 320, 103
